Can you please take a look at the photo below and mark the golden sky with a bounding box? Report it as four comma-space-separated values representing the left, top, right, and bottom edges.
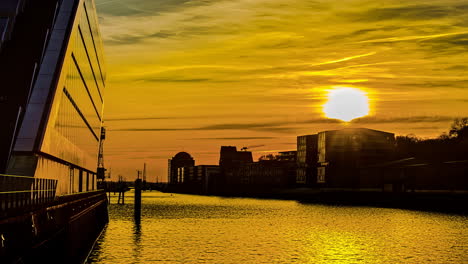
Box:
95, 0, 468, 181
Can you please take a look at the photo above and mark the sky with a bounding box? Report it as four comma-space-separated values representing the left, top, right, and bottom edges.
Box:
94, 0, 468, 181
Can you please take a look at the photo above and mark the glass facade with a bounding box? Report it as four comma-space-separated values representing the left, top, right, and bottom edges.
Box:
3, 0, 106, 195
42, 0, 105, 173
318, 132, 326, 164
296, 135, 318, 185
33, 0, 105, 195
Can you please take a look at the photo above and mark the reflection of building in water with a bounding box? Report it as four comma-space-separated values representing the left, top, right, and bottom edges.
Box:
168, 152, 195, 184
1, 0, 107, 195
317, 128, 395, 189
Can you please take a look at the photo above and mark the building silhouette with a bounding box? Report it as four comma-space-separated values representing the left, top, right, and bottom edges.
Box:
238, 151, 297, 188
178, 165, 220, 193
168, 152, 195, 184
219, 146, 253, 186
1, 0, 106, 195
166, 127, 466, 195
296, 134, 318, 186
219, 146, 253, 167
317, 128, 395, 188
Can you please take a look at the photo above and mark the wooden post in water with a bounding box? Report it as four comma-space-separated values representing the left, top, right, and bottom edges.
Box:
134, 178, 142, 222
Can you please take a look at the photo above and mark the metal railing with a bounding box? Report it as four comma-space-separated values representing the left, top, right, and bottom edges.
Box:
0, 174, 57, 217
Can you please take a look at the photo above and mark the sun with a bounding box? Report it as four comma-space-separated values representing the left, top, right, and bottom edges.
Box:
323, 87, 370, 122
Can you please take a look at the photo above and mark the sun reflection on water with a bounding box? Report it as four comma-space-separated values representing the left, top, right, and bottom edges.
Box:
87, 192, 468, 264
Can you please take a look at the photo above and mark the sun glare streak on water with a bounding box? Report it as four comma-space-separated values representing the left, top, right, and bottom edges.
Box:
323, 87, 370, 122
87, 191, 467, 264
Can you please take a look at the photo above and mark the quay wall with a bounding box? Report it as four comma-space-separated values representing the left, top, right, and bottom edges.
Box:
0, 190, 108, 264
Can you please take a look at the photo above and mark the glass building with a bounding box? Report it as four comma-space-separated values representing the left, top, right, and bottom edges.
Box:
296, 134, 318, 185
1, 0, 106, 195
317, 128, 395, 188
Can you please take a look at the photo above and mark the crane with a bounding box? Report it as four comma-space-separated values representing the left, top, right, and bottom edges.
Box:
97, 127, 106, 180
241, 145, 265, 151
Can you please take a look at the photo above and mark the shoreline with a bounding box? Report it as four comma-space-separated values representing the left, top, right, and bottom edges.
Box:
161, 187, 468, 215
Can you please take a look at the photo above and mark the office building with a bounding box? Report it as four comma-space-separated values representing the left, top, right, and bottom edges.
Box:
238, 151, 297, 188
317, 128, 395, 188
296, 135, 318, 185
2, 0, 106, 195
0, 1, 109, 262
219, 146, 253, 186
178, 165, 220, 193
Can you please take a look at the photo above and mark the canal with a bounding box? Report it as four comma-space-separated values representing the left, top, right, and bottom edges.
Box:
87, 191, 467, 263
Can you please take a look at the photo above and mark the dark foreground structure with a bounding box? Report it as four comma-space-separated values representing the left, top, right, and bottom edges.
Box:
0, 0, 108, 262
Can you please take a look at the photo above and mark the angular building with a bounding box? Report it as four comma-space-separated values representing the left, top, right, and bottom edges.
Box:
0, 0, 109, 262
1, 0, 106, 196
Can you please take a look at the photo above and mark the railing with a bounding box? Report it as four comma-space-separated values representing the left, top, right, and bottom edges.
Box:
0, 174, 57, 218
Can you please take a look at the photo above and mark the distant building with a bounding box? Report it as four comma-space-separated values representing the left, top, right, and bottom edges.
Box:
317, 128, 395, 189
296, 135, 318, 186
238, 151, 297, 188
219, 146, 253, 186
277, 151, 297, 162
219, 146, 253, 167
168, 152, 195, 184
178, 165, 220, 193
360, 158, 468, 192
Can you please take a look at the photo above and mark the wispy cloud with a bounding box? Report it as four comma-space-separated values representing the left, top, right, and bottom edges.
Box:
352, 116, 457, 124
105, 117, 175, 121
187, 137, 276, 140
358, 31, 468, 44
349, 4, 462, 22
141, 77, 213, 83
95, 0, 468, 177
312, 52, 377, 66
110, 118, 344, 133
108, 116, 458, 133
105, 31, 176, 45
111, 121, 290, 132
96, 0, 219, 17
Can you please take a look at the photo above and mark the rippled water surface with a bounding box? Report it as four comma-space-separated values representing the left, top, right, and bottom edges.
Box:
87, 191, 467, 263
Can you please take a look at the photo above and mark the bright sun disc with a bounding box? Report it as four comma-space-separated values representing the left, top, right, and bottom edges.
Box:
323, 87, 369, 122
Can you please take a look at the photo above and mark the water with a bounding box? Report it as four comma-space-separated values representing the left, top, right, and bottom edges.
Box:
87, 191, 467, 264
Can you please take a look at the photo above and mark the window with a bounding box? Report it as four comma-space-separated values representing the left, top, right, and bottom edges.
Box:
317, 167, 326, 183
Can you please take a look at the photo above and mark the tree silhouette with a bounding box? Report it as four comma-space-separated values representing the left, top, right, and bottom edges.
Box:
449, 118, 468, 140
258, 154, 278, 161
395, 118, 468, 161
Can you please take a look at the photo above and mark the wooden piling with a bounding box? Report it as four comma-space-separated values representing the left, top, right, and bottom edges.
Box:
134, 179, 142, 222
